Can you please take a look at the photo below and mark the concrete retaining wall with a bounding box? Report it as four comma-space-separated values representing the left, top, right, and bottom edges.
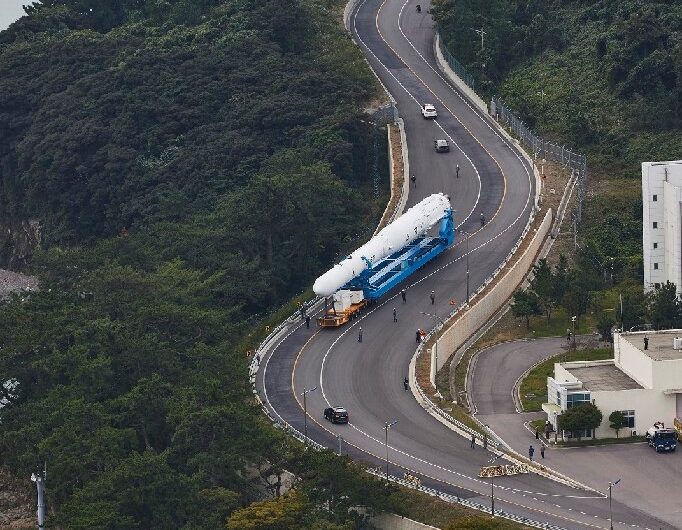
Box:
432, 209, 553, 375
371, 513, 440, 530
433, 33, 487, 116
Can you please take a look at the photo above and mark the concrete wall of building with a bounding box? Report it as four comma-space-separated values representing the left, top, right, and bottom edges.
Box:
614, 333, 654, 389
651, 359, 682, 391
592, 388, 676, 438
642, 160, 682, 294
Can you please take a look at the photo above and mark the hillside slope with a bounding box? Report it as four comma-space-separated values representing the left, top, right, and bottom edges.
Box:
433, 0, 682, 279
0, 1, 391, 528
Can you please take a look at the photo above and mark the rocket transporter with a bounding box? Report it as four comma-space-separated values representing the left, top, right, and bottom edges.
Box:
313, 193, 455, 327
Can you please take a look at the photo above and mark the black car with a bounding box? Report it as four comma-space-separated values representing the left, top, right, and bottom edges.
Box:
324, 407, 349, 424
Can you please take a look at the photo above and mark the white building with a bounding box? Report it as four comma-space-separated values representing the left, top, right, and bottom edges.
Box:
543, 330, 682, 440
642, 160, 682, 295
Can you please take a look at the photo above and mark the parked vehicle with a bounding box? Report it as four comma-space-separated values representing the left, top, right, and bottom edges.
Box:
324, 407, 349, 424
421, 104, 437, 119
646, 421, 677, 452
434, 139, 450, 152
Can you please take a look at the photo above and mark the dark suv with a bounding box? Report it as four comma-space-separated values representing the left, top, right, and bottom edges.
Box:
324, 407, 349, 424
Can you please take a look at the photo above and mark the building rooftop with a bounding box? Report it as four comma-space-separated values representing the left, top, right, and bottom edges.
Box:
621, 330, 682, 361
564, 363, 643, 391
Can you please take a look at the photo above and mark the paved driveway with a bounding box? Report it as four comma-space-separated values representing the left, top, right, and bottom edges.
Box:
471, 336, 682, 529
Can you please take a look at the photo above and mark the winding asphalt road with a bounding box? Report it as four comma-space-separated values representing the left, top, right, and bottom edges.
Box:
256, 1, 670, 528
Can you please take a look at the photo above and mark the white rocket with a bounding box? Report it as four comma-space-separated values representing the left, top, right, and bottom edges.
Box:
313, 193, 451, 297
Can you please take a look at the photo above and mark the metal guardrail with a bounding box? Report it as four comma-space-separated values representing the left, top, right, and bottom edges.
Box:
365, 469, 567, 530
437, 36, 476, 90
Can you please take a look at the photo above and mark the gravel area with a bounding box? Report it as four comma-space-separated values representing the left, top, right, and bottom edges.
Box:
0, 269, 37, 300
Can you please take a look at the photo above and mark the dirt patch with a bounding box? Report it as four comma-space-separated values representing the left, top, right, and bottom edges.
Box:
0, 468, 34, 530
0, 269, 38, 301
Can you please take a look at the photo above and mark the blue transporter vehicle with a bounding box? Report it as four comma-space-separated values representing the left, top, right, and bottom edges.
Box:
646, 422, 677, 452
344, 208, 455, 301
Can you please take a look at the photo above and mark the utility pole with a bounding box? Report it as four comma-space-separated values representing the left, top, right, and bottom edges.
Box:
474, 27, 486, 51
31, 464, 46, 530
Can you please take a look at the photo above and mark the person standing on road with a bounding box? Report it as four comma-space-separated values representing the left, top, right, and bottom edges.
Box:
456, 164, 460, 178
430, 290, 435, 305
535, 429, 539, 439
566, 329, 571, 342
411, 174, 416, 188
401, 289, 406, 303
393, 308, 397, 323
305, 315, 311, 329
358, 327, 363, 343
404, 377, 409, 391
470, 434, 475, 449
483, 434, 488, 449
528, 445, 535, 461
480, 212, 485, 226
540, 445, 545, 459
415, 330, 421, 344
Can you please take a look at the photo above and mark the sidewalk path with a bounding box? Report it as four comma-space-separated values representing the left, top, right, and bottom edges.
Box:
470, 336, 682, 529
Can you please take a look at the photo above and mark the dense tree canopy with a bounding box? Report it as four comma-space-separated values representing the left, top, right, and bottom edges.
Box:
0, 0, 391, 527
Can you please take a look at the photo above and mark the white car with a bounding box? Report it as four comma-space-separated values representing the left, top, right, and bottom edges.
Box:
421, 104, 437, 119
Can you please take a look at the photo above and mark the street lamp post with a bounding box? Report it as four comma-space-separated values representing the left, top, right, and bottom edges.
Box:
487, 454, 503, 516
571, 316, 577, 349
609, 478, 621, 530
300, 386, 317, 444
384, 420, 398, 479
460, 229, 470, 303
421, 312, 445, 376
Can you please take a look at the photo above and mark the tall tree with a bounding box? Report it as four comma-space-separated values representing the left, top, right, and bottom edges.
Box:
558, 403, 602, 441
511, 289, 542, 328
530, 258, 555, 321
648, 281, 682, 330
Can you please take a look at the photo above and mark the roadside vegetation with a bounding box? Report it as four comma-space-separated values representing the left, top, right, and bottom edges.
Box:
0, 0, 401, 528
432, 0, 682, 330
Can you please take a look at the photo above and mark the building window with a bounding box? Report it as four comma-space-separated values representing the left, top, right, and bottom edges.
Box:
654, 242, 658, 249
566, 393, 590, 408
621, 410, 635, 429
654, 263, 659, 270
557, 391, 561, 405
653, 222, 658, 228
653, 194, 657, 202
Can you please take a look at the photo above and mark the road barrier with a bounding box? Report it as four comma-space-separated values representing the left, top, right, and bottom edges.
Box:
479, 464, 528, 478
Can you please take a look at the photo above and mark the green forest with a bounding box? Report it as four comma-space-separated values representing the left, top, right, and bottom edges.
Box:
0, 0, 401, 527
433, 0, 682, 325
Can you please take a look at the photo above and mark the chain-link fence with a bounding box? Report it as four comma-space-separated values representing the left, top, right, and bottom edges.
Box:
436, 32, 587, 222
438, 35, 476, 90
491, 96, 587, 221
